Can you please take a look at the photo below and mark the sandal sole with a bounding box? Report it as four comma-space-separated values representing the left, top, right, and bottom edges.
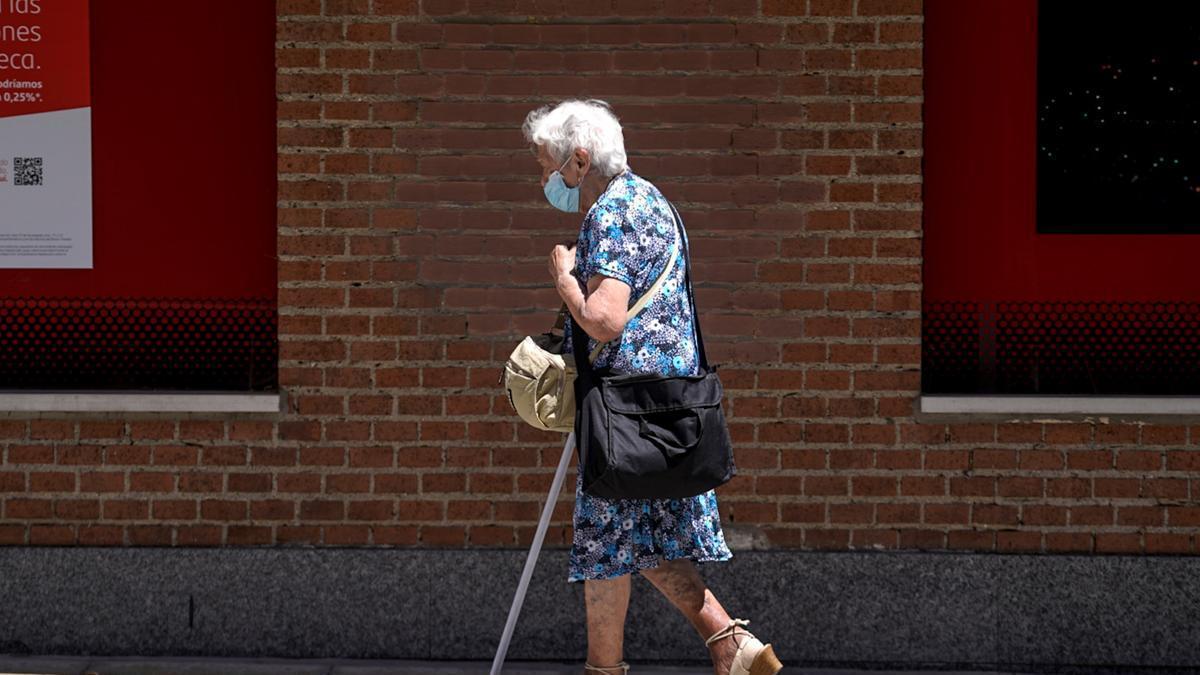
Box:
749, 643, 783, 675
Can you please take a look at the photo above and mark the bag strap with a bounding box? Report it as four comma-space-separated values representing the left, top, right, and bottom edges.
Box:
667, 201, 709, 371
557, 221, 681, 365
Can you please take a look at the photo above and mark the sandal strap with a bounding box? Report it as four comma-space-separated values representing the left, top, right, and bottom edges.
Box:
585, 661, 630, 674
704, 618, 751, 647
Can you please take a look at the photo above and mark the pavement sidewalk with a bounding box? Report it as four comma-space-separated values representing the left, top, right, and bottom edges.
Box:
0, 656, 1039, 675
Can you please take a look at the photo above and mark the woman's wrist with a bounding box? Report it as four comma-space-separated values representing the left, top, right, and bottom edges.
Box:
555, 271, 578, 297
555, 272, 587, 330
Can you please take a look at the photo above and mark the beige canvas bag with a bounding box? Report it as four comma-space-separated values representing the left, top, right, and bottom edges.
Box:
502, 239, 680, 433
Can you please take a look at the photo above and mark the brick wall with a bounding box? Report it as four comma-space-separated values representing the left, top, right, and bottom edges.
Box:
2, 0, 1196, 555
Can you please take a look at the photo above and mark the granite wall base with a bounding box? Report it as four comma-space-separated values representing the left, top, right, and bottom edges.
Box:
1, 548, 1197, 672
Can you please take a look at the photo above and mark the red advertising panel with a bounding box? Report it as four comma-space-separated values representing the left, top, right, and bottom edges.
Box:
0, 1, 276, 390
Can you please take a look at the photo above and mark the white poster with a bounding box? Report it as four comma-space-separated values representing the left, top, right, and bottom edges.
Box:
0, 0, 92, 268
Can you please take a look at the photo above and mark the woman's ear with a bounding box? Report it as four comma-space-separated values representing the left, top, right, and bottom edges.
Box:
575, 148, 592, 178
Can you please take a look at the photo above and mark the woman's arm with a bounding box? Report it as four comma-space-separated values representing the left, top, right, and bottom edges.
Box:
550, 244, 631, 343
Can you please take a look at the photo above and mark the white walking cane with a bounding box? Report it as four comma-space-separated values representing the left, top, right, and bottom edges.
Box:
490, 430, 576, 675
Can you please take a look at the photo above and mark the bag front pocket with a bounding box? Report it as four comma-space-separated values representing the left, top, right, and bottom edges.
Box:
636, 408, 704, 457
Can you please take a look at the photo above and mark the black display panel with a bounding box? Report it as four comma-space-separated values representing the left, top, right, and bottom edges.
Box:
1037, 1, 1200, 234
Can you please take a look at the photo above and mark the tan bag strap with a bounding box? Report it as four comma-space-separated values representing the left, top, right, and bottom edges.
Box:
554, 224, 681, 364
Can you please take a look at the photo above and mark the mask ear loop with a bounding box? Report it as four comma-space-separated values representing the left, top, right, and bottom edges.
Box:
556, 152, 583, 187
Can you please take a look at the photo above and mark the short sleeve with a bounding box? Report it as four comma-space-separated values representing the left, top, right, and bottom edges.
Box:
578, 203, 637, 290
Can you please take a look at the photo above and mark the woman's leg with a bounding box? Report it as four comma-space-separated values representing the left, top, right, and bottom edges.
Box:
639, 558, 737, 673
584, 573, 632, 668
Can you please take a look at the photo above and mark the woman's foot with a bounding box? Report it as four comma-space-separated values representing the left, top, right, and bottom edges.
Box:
705, 619, 783, 675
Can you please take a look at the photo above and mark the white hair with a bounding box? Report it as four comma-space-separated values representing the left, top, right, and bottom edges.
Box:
522, 99, 629, 177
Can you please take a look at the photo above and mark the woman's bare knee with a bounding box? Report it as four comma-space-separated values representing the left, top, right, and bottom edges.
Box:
640, 558, 706, 613
585, 574, 632, 607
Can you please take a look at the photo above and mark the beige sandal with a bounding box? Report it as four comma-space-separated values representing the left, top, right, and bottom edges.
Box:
584, 662, 630, 675
705, 618, 783, 675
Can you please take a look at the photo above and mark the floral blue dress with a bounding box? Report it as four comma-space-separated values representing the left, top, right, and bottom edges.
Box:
562, 169, 732, 583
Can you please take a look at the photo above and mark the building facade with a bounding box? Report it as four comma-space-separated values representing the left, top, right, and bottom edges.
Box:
2, 0, 1199, 669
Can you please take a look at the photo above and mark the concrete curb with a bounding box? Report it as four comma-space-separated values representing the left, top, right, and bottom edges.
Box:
0, 656, 1040, 675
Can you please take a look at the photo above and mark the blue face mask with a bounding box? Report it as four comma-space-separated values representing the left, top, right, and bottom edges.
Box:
543, 154, 580, 213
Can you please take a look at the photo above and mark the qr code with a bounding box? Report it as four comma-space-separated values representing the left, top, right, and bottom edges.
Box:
14, 157, 42, 186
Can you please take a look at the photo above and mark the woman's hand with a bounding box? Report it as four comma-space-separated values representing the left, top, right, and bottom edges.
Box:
549, 243, 576, 282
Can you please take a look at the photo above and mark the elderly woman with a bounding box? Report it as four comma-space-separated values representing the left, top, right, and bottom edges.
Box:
522, 99, 783, 675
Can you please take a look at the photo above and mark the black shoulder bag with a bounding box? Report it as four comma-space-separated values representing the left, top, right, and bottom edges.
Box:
570, 202, 736, 500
